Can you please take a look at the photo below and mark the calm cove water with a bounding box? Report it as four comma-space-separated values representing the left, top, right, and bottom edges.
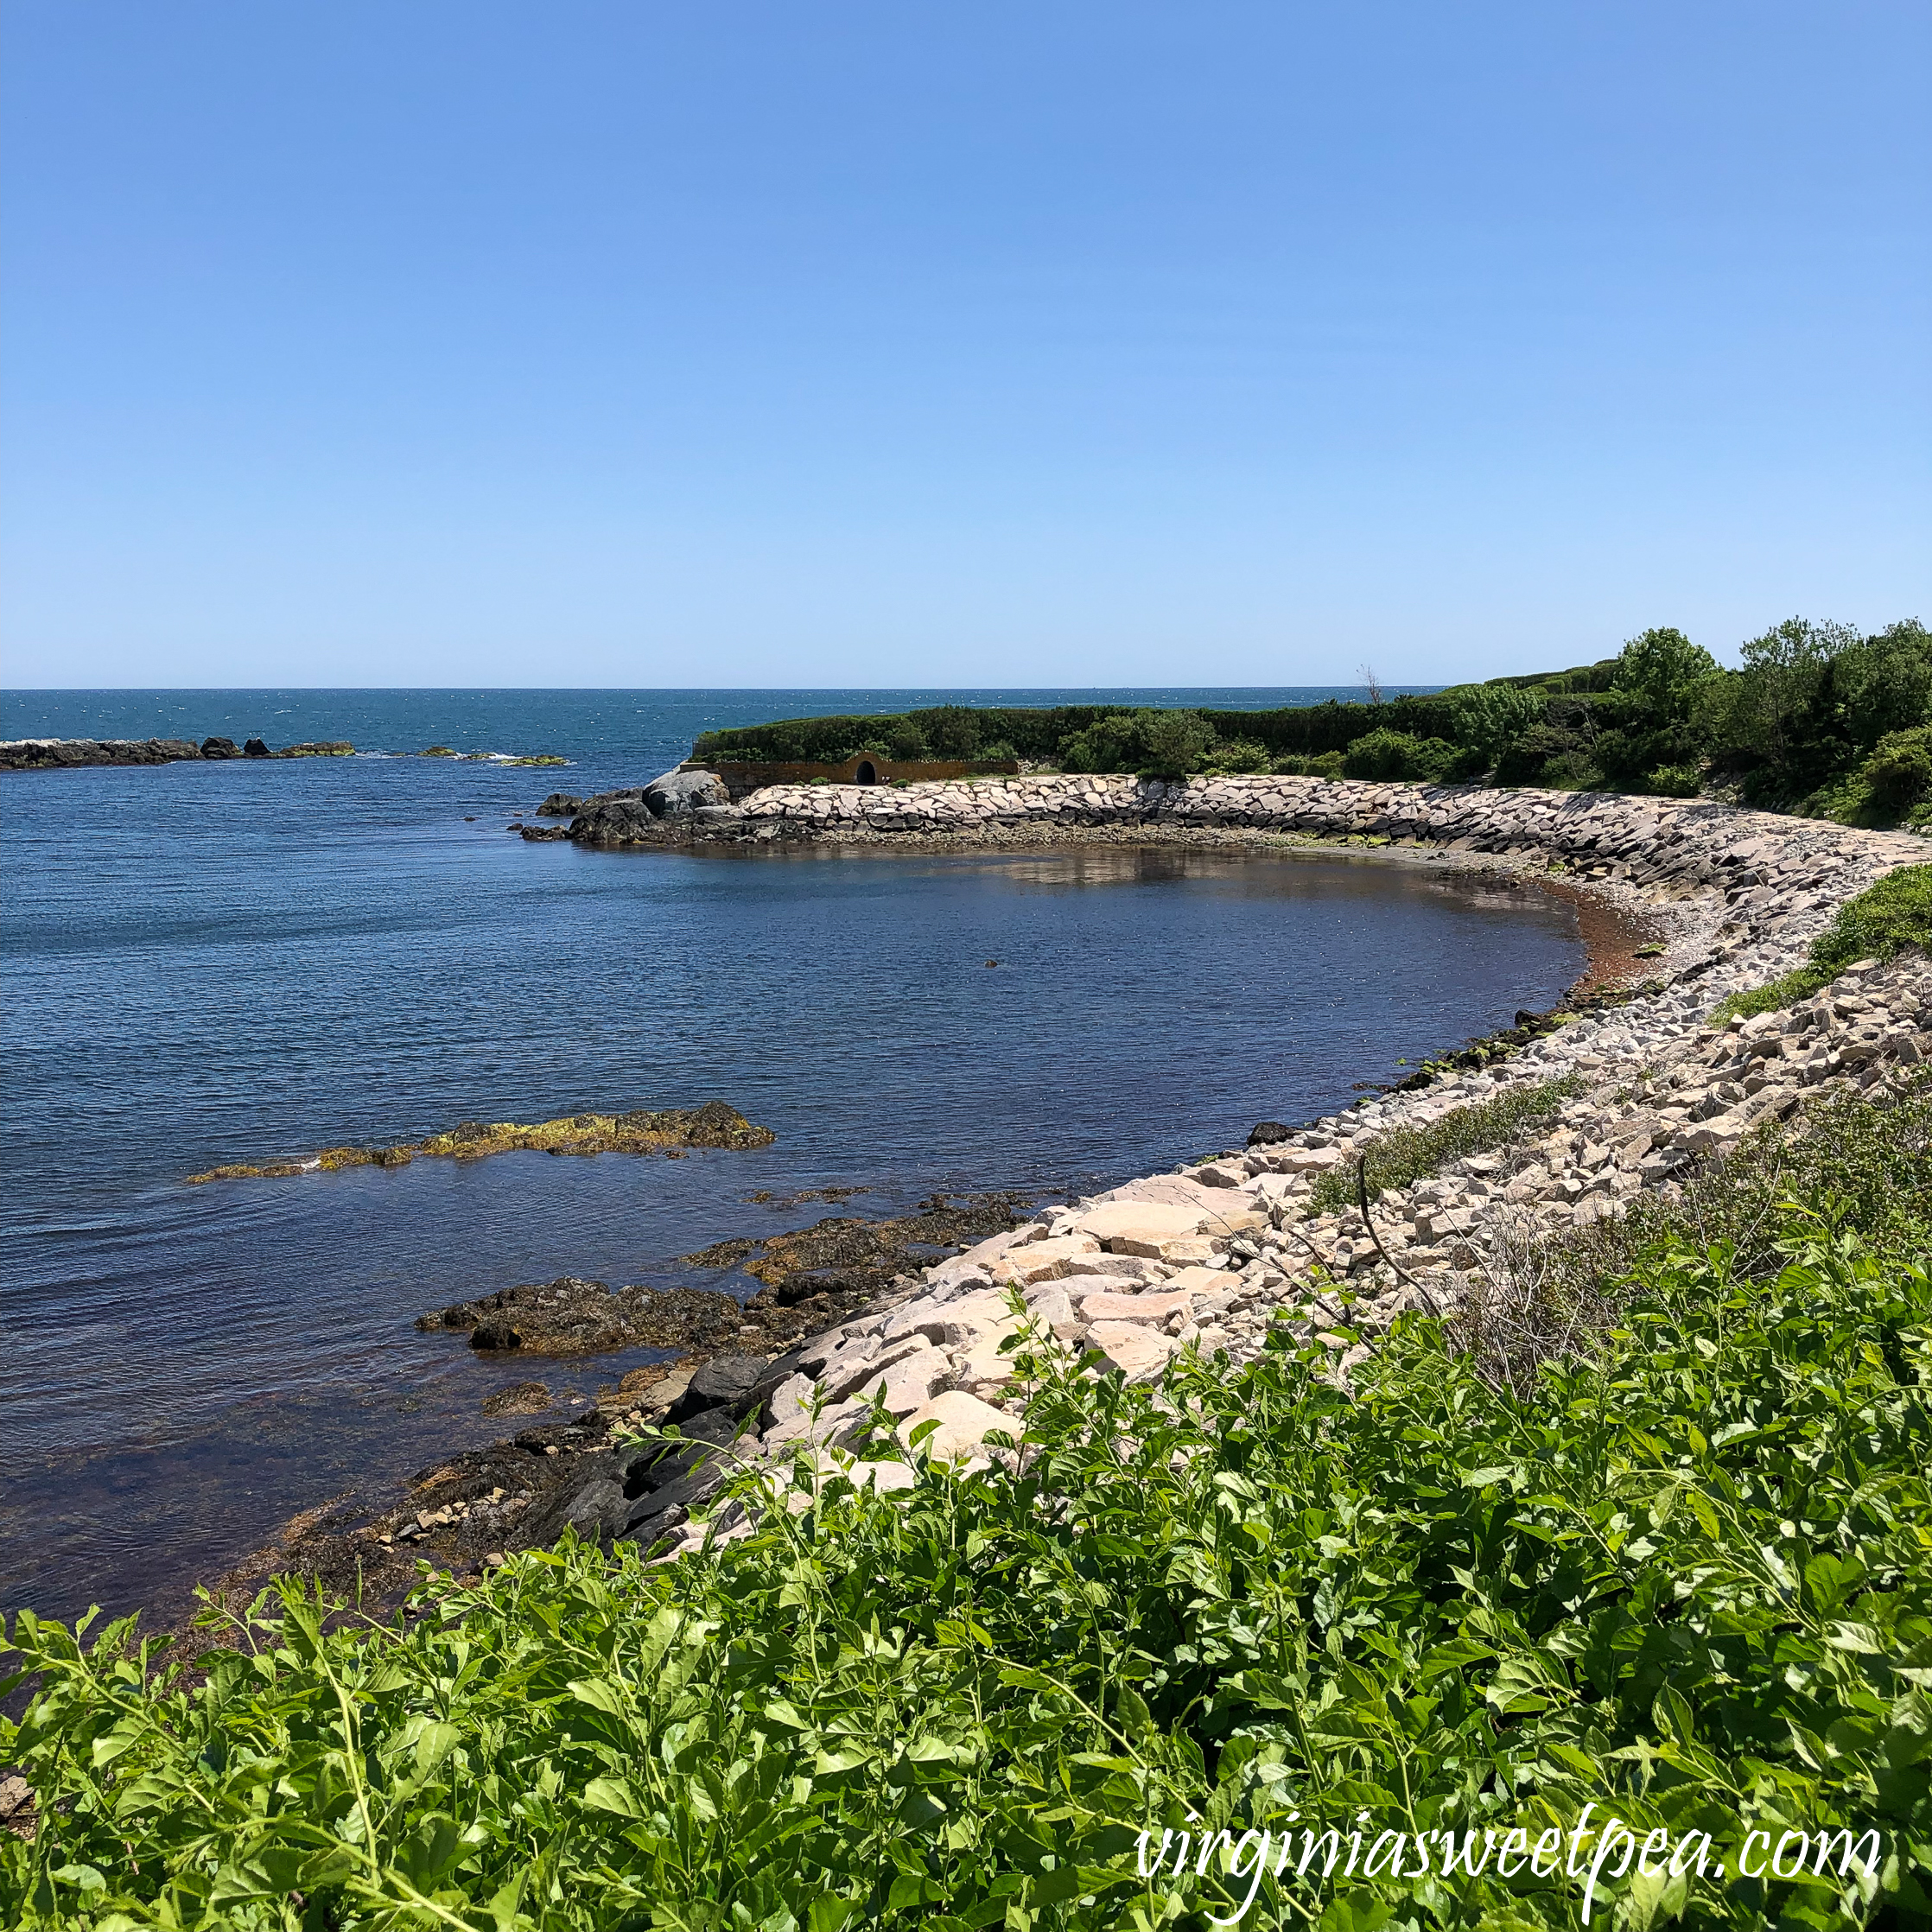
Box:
1, 690, 1576, 1628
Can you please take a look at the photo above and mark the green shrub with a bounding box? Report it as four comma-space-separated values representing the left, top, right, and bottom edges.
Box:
1058, 714, 1142, 773
1446, 684, 1544, 774
1271, 750, 1344, 777
1200, 737, 1270, 775
1812, 861, 1932, 970
1538, 747, 1602, 789
1308, 1071, 1586, 1211
1136, 709, 1216, 778
921, 706, 982, 759
1058, 710, 1217, 779
1644, 762, 1703, 797
1862, 726, 1932, 813
887, 720, 929, 761
1339, 728, 1463, 784
9, 1153, 1932, 1927
1709, 966, 1826, 1023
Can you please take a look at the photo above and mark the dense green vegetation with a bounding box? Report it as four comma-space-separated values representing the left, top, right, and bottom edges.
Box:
7, 1083, 1932, 1929
1712, 863, 1932, 1021
692, 617, 1932, 819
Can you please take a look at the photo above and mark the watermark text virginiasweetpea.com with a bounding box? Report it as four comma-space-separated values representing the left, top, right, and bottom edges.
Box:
1136, 1802, 1884, 1925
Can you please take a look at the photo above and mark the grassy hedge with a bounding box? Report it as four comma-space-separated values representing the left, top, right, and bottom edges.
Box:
7, 1083, 1932, 1929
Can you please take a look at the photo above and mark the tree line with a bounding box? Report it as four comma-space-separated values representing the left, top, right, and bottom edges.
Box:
691, 615, 1932, 824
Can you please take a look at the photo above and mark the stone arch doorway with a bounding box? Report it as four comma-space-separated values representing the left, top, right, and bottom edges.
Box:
853, 759, 878, 785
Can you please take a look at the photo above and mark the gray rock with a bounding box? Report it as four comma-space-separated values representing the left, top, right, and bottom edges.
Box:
664, 1351, 766, 1425
644, 767, 729, 819
619, 1460, 728, 1549
512, 1471, 632, 1549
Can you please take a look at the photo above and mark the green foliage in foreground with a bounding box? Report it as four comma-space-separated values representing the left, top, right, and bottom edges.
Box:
1307, 1072, 1586, 1213
9, 1150, 1932, 1929
1712, 863, 1932, 1022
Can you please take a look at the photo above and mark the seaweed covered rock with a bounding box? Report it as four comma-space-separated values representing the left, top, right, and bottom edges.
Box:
187, 1100, 775, 1183
417, 1279, 748, 1357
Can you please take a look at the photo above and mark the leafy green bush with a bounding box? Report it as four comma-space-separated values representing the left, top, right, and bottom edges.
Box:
1643, 762, 1703, 797
1539, 747, 1603, 790
9, 1156, 1932, 1928
1709, 967, 1825, 1024
1833, 620, 1932, 752
1136, 709, 1216, 779
1199, 738, 1270, 775
1813, 862, 1932, 970
1862, 727, 1932, 813
1446, 685, 1543, 776
1307, 1072, 1586, 1211
1057, 710, 1217, 779
1057, 714, 1141, 774
920, 707, 982, 759
1339, 728, 1464, 784
1270, 750, 1344, 777
887, 721, 929, 761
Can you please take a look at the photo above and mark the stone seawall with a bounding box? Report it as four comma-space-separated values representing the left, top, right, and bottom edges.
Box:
473, 773, 1932, 1562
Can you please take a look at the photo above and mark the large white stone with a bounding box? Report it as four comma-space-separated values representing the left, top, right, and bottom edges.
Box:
1084, 1321, 1180, 1380
844, 1345, 952, 1418
995, 1235, 1102, 1283
1074, 1201, 1208, 1245
1061, 1254, 1169, 1281
899, 1390, 1018, 1462
1074, 1286, 1204, 1325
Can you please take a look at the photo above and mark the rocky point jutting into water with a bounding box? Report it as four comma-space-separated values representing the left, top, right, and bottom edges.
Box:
205, 767, 1932, 1614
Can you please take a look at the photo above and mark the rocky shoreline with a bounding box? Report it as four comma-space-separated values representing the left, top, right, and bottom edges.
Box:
211, 774, 1928, 1622
0, 735, 354, 771
204, 1193, 1029, 1610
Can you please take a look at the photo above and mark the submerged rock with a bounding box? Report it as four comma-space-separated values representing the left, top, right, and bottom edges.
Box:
186, 1099, 775, 1184
481, 1380, 552, 1417
412, 1193, 1029, 1359
419, 1280, 747, 1357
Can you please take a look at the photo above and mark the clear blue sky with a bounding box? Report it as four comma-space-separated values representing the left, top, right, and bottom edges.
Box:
3, 2, 1925, 689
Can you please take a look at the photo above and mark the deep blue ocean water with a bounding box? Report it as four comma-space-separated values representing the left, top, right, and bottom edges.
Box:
0, 689, 1579, 1627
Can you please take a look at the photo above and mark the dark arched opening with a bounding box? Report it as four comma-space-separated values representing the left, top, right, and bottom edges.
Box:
853, 759, 878, 785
